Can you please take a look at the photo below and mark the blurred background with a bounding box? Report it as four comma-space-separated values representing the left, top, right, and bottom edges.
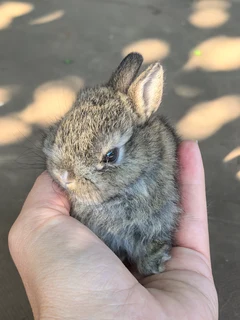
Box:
0, 0, 239, 319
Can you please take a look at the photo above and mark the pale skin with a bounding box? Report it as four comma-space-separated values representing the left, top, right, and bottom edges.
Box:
9, 141, 218, 319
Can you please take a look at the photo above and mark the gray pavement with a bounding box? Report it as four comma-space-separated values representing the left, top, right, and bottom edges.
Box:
0, 0, 240, 319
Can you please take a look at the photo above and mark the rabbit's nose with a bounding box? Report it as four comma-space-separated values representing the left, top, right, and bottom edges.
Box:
61, 171, 74, 186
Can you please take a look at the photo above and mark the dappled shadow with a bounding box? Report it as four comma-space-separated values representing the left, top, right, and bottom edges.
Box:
0, 1, 66, 29
0, 1, 33, 29
224, 147, 240, 163
122, 39, 170, 64
236, 171, 240, 180
29, 10, 65, 25
184, 36, 240, 72
177, 95, 240, 140
0, 76, 83, 145
174, 85, 203, 98
0, 0, 240, 319
0, 85, 21, 106
19, 76, 83, 126
223, 147, 240, 182
189, 0, 231, 29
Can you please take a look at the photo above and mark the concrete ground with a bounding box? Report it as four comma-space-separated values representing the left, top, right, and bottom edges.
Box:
0, 0, 240, 318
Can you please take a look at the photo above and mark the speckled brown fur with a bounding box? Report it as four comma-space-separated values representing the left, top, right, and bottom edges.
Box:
43, 53, 180, 275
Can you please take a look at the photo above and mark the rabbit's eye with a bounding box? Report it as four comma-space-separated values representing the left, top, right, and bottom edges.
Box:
103, 148, 119, 164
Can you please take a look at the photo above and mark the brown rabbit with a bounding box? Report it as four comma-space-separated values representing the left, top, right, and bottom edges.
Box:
43, 53, 180, 275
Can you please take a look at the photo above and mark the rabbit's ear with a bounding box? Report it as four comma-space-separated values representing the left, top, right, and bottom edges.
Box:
128, 62, 164, 120
107, 53, 143, 94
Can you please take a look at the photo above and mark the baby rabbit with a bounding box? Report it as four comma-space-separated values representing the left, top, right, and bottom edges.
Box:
43, 53, 180, 275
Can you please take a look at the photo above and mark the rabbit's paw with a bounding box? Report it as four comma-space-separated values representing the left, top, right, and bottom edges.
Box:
137, 243, 171, 276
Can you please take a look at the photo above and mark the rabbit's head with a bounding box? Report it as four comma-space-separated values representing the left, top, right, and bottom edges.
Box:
43, 53, 170, 205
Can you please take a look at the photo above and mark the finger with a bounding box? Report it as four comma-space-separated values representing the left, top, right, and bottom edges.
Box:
21, 171, 70, 217
175, 141, 210, 262
9, 172, 71, 258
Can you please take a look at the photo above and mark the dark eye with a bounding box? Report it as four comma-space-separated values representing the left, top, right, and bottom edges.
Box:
103, 148, 119, 164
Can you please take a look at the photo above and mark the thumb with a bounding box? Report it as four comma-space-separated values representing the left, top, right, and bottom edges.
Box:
22, 171, 70, 217
8, 172, 71, 260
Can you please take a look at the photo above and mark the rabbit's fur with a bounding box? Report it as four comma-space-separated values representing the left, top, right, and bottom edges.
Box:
43, 53, 180, 275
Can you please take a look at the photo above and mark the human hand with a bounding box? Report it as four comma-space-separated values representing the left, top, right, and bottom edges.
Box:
9, 141, 218, 319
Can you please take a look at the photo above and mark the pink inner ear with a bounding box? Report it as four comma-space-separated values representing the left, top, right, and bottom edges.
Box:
142, 67, 160, 111
142, 77, 153, 108
128, 62, 163, 119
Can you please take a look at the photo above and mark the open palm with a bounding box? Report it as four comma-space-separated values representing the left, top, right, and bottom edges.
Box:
9, 141, 218, 320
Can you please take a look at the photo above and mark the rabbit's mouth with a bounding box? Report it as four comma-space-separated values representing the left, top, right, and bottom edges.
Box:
67, 179, 106, 206
48, 167, 104, 205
